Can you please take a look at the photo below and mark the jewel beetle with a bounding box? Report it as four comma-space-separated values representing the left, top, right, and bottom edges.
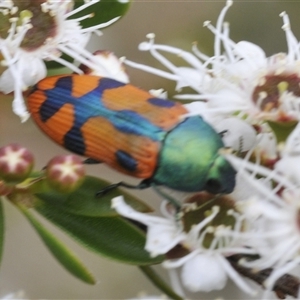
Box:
27, 74, 236, 194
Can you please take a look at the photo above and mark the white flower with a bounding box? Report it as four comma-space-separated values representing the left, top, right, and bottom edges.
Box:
246, 192, 300, 299
0, 0, 121, 121
126, 2, 300, 122
112, 195, 256, 296
163, 209, 255, 295
224, 135, 300, 297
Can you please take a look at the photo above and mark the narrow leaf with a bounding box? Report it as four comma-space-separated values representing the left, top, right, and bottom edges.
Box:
16, 203, 95, 284
35, 200, 164, 265
34, 175, 152, 217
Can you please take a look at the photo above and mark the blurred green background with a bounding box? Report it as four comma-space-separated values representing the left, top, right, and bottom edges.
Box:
1, 1, 300, 298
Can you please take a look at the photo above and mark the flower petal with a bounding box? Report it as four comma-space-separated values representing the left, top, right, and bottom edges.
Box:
214, 117, 256, 151
112, 196, 186, 257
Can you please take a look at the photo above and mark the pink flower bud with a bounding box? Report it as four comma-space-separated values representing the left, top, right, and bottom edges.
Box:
0, 143, 34, 183
46, 155, 85, 193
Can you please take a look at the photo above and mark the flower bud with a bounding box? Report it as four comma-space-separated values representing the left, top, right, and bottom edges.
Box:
45, 155, 85, 193
0, 143, 34, 183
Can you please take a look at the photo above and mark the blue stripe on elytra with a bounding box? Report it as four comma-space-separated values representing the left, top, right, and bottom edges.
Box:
111, 110, 162, 139
64, 128, 86, 155
147, 97, 175, 108
115, 150, 137, 172
39, 76, 165, 154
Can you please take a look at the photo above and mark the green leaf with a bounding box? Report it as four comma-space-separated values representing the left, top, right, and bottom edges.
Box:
72, 0, 131, 29
16, 203, 96, 284
0, 199, 4, 268
33, 175, 152, 217
34, 201, 164, 265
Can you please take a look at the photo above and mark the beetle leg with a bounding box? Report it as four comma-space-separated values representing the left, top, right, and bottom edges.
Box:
97, 180, 181, 210
83, 158, 102, 164
151, 184, 181, 209
218, 130, 228, 138
95, 183, 120, 196
96, 180, 151, 196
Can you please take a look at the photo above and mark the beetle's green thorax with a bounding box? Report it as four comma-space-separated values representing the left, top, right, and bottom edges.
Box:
152, 116, 236, 193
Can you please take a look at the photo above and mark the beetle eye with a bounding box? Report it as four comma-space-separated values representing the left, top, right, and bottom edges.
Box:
204, 178, 222, 194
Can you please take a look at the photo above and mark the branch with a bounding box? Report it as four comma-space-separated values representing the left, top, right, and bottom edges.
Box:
228, 254, 300, 299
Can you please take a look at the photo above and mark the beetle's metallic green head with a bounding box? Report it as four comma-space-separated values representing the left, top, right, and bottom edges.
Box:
204, 154, 236, 194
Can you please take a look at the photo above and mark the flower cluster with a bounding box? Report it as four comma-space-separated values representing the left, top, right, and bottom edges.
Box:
3, 0, 300, 298
116, 0, 300, 298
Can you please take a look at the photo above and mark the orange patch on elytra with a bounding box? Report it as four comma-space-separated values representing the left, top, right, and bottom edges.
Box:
71, 75, 101, 98
102, 84, 188, 131
27, 90, 47, 114
29, 101, 74, 146
102, 84, 152, 109
81, 116, 160, 178
43, 103, 75, 145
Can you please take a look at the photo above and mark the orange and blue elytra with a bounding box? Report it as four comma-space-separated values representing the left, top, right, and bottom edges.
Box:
27, 74, 236, 195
